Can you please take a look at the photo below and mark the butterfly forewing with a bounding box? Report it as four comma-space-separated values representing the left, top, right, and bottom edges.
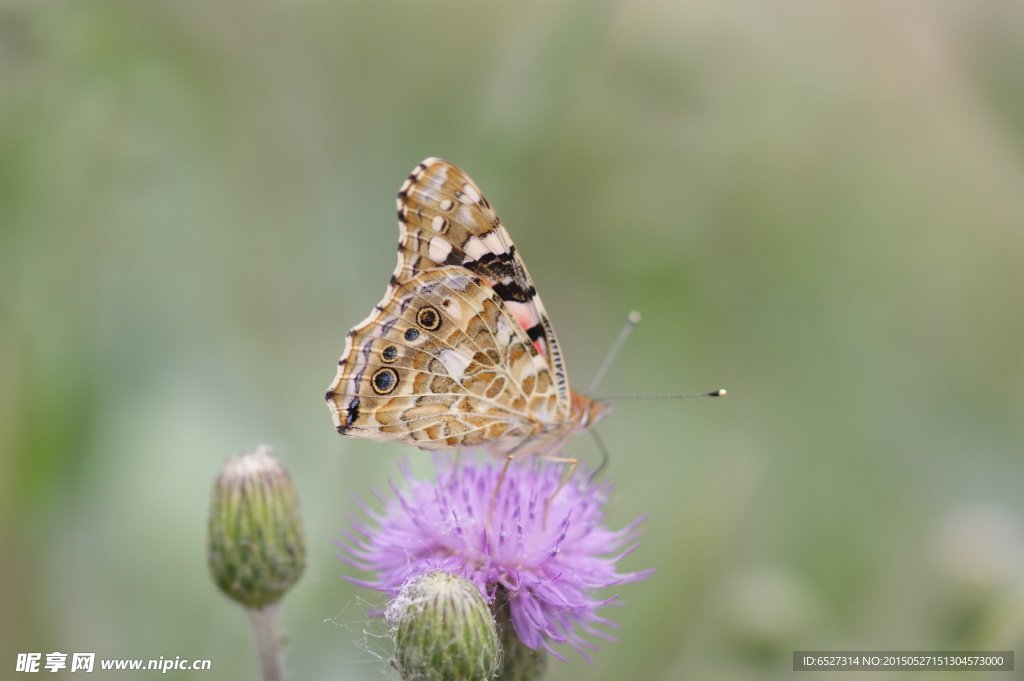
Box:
396, 159, 569, 399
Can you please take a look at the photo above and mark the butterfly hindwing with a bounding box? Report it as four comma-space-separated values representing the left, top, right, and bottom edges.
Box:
328, 267, 563, 452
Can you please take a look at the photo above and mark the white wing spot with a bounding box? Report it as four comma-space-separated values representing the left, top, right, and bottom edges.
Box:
463, 235, 489, 259
495, 314, 516, 347
481, 231, 508, 254
439, 198, 454, 211
431, 215, 447, 232
437, 348, 472, 379
428, 236, 454, 262
441, 296, 464, 322
461, 183, 482, 204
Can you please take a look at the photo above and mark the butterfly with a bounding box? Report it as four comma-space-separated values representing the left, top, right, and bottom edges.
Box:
325, 158, 610, 458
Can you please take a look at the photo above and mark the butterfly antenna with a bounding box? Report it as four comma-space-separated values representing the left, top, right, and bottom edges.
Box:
600, 389, 727, 400
588, 428, 610, 480
588, 311, 642, 395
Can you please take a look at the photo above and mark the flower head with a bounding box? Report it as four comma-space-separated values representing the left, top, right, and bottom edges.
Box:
340, 456, 652, 662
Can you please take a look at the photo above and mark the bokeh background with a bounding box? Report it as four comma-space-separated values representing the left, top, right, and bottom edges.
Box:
2, 1, 1023, 679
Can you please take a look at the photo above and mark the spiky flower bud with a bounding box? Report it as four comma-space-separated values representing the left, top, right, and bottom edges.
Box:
207, 446, 306, 610
390, 572, 500, 681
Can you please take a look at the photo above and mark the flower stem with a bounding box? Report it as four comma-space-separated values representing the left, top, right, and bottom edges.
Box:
247, 602, 285, 681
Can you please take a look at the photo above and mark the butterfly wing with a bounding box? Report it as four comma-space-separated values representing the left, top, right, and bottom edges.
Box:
326, 159, 572, 453
393, 158, 569, 402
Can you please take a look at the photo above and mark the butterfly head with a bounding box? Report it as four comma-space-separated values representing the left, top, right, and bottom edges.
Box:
570, 391, 612, 434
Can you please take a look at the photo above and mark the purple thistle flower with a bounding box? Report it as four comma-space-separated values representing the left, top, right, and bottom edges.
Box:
339, 455, 653, 662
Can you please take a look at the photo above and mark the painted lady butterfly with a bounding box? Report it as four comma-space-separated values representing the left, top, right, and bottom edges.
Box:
325, 158, 610, 458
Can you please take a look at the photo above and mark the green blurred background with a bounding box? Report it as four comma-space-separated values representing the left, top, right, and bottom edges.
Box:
2, 1, 1023, 679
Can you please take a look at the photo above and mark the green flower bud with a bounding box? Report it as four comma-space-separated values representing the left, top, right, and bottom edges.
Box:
391, 572, 500, 681
493, 588, 547, 681
207, 446, 306, 610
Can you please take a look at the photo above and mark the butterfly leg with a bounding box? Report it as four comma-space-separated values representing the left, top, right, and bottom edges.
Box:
542, 456, 578, 529
488, 454, 516, 526
444, 449, 463, 492
487, 441, 532, 525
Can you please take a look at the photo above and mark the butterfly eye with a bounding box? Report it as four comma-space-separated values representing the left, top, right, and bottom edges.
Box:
381, 345, 398, 362
417, 306, 442, 331
371, 368, 399, 395
404, 328, 420, 341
